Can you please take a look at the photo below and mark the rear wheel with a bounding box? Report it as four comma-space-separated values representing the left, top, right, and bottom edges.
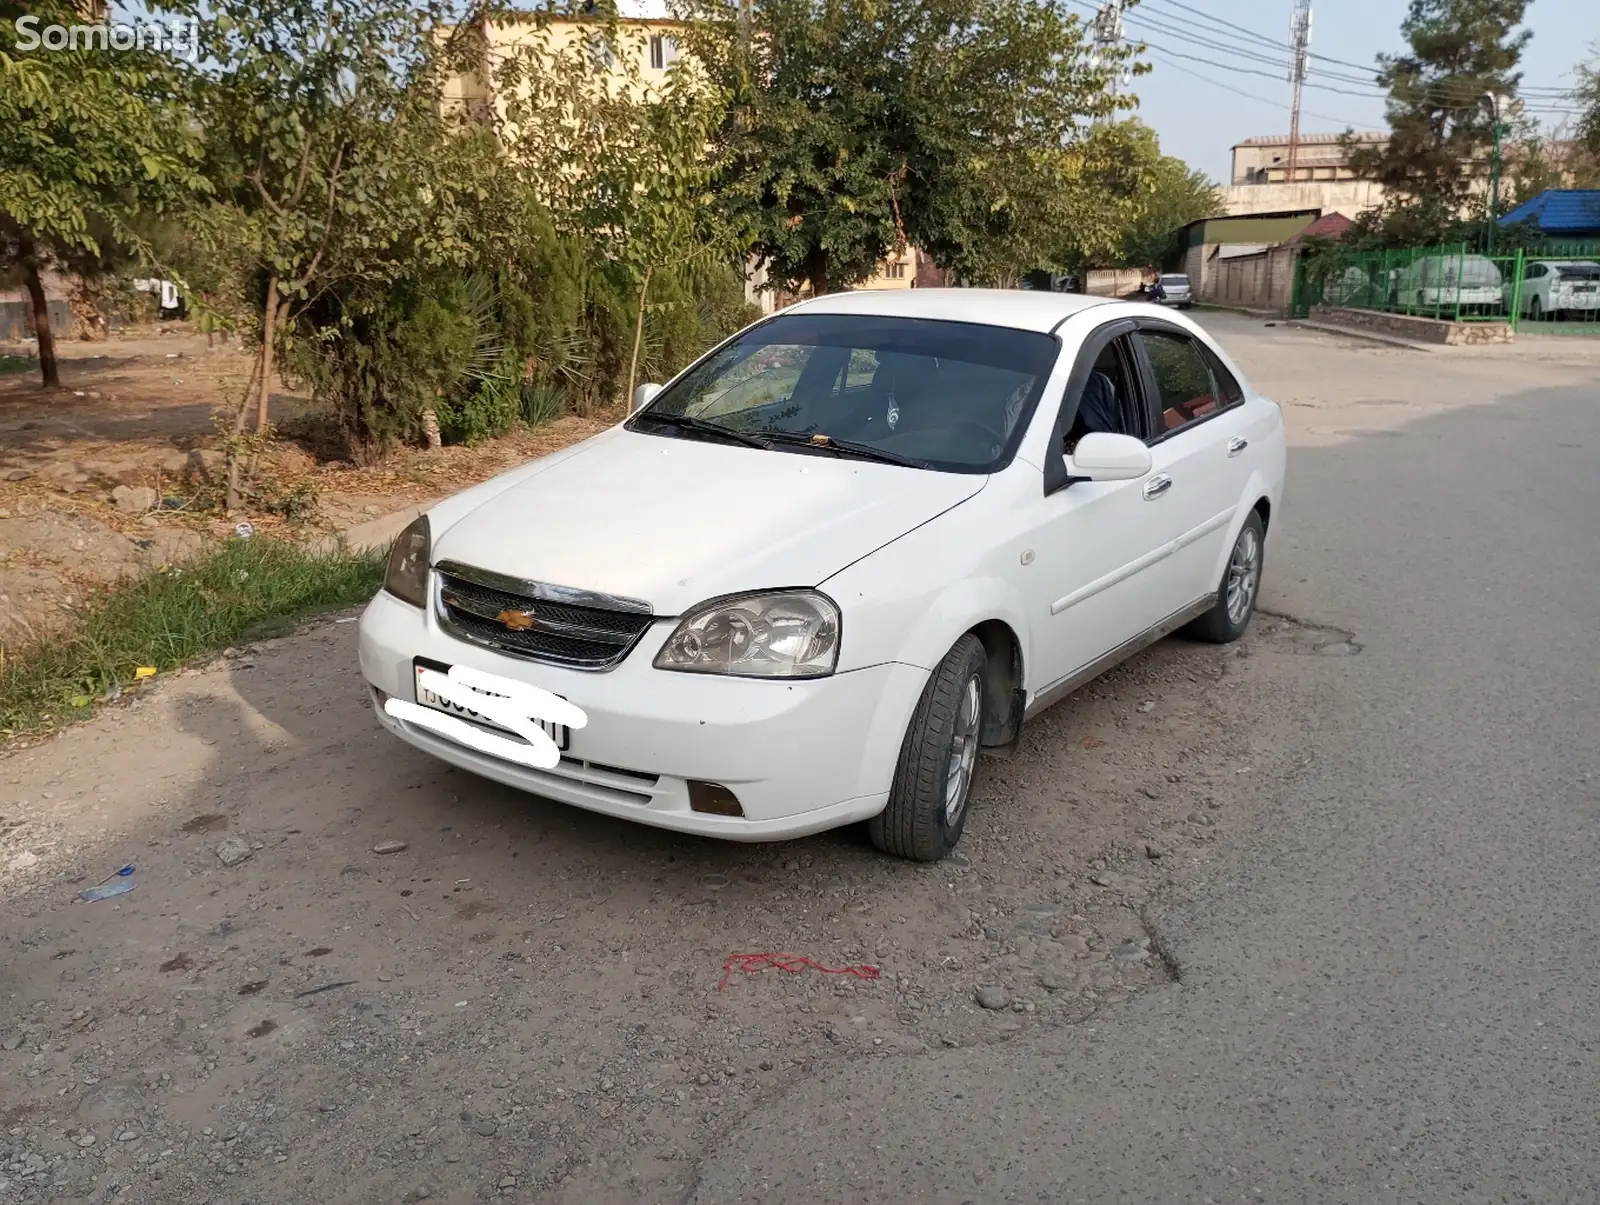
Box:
870, 635, 986, 862
1530, 297, 1544, 322
1184, 511, 1265, 644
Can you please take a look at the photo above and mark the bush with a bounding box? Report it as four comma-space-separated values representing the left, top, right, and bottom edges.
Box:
278, 191, 763, 457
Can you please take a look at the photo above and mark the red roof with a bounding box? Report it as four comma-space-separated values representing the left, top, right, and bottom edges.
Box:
1285, 212, 1354, 244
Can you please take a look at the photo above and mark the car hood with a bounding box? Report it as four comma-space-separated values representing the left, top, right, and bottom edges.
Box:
430, 427, 987, 615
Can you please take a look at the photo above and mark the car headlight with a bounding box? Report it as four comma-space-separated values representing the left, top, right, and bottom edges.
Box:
383, 515, 431, 608
654, 590, 841, 678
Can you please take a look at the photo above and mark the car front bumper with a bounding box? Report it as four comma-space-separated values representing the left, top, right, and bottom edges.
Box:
357, 589, 930, 841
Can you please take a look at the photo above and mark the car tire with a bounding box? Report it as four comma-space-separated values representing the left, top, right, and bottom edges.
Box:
870, 634, 987, 862
1530, 297, 1543, 322
1184, 510, 1266, 645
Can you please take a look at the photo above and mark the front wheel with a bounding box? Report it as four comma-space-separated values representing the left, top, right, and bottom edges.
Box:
870, 634, 987, 862
1184, 511, 1265, 644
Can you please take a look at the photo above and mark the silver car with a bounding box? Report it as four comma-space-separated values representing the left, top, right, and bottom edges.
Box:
1156, 274, 1193, 309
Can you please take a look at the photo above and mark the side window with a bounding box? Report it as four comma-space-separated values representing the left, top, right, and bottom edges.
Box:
1196, 343, 1245, 405
1062, 333, 1144, 452
1139, 330, 1221, 437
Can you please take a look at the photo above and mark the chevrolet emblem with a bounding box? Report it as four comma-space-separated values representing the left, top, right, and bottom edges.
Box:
495, 609, 537, 631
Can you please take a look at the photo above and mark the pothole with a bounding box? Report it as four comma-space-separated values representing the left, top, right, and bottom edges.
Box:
1255, 610, 1364, 657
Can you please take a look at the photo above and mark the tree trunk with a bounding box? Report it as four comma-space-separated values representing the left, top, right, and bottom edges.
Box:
256, 270, 281, 430
626, 264, 654, 409
225, 355, 264, 513
18, 236, 61, 390
805, 248, 830, 298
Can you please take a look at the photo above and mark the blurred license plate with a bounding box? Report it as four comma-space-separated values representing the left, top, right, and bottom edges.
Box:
412, 657, 569, 751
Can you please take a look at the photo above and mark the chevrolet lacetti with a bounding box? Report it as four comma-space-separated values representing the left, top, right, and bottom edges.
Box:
358, 289, 1286, 861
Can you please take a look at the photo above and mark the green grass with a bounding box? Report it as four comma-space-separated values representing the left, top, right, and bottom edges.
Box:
0, 537, 385, 739
0, 353, 38, 375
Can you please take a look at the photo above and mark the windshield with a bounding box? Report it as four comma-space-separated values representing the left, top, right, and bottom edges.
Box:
629, 313, 1061, 473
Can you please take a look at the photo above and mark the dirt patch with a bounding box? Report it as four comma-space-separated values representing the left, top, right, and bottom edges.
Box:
180, 813, 229, 834
0, 327, 610, 643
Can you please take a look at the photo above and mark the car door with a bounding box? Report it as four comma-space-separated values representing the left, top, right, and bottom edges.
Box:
1131, 322, 1260, 605
1023, 320, 1181, 697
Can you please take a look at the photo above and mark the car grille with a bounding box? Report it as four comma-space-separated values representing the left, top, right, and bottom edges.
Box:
434, 561, 655, 671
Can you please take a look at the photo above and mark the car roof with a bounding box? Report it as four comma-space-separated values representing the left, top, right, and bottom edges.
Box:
783, 288, 1117, 334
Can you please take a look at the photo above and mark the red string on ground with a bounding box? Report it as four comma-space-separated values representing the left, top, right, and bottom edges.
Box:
717, 952, 881, 992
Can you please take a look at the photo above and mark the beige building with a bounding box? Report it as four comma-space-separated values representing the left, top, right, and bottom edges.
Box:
1225, 132, 1390, 220
1230, 132, 1388, 185
443, 4, 693, 116
444, 1, 920, 313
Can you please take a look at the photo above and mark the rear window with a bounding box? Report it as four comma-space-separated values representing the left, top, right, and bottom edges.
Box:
1554, 263, 1600, 281
1160, 275, 1189, 286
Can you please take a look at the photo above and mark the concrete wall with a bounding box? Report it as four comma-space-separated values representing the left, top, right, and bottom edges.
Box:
1224, 180, 1387, 220
1309, 305, 1514, 345
1084, 267, 1149, 298
0, 267, 77, 343
1202, 246, 1299, 314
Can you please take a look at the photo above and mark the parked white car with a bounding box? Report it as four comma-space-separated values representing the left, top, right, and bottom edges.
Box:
359, 290, 1286, 861
1510, 259, 1600, 320
1394, 253, 1504, 311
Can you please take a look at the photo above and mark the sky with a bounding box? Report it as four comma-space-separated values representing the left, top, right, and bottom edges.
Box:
1108, 0, 1600, 182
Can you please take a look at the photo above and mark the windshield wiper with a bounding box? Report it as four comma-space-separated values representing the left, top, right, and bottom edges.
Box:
635, 411, 771, 449
750, 430, 933, 470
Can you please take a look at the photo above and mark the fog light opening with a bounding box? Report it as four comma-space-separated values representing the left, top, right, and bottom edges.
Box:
688, 781, 745, 817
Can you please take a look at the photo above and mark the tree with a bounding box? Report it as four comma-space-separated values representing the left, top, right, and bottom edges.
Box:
678, 0, 1133, 294
1345, 0, 1531, 227
1576, 47, 1600, 168
0, 1, 206, 388
492, 9, 746, 403
1101, 123, 1221, 269
157, 0, 496, 441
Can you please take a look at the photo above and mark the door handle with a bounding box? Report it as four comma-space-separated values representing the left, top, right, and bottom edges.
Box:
1143, 474, 1173, 500
1227, 436, 1249, 457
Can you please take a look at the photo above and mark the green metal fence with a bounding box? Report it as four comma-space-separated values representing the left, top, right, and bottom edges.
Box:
1291, 243, 1523, 324
1292, 241, 1600, 335
1500, 245, 1600, 336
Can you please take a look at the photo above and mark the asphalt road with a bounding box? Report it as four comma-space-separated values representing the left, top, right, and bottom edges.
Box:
688, 321, 1600, 1203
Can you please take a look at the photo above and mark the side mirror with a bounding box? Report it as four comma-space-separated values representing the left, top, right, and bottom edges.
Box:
631, 383, 663, 414
1065, 432, 1152, 482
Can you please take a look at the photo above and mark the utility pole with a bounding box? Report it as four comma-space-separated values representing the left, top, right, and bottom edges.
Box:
1483, 91, 1510, 255
1286, 0, 1312, 182
1089, 1, 1126, 113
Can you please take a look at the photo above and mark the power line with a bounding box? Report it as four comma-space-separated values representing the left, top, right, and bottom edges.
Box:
1119, 9, 1297, 73
1142, 49, 1362, 128
1139, 0, 1295, 56
1139, 0, 1577, 97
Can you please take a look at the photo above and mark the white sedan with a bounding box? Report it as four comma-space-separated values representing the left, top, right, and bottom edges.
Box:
358, 290, 1286, 861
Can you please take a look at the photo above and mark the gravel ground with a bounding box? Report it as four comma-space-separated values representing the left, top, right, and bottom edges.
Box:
0, 602, 1353, 1204
7, 316, 1594, 1204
